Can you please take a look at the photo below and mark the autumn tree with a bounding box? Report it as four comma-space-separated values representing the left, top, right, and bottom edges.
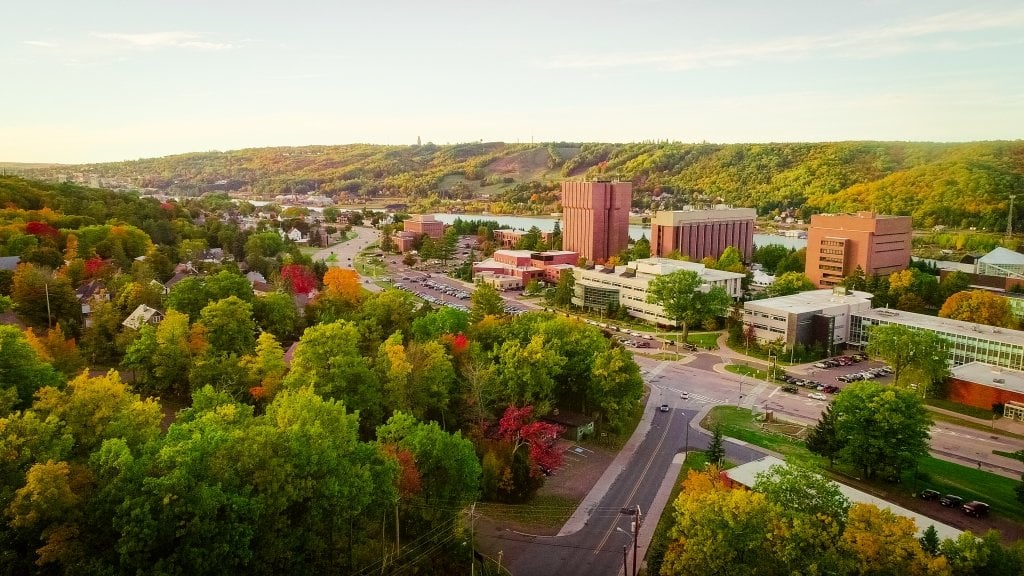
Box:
647, 269, 732, 343
239, 331, 287, 401
498, 405, 563, 478
280, 263, 317, 295
765, 271, 816, 297
322, 267, 363, 305
841, 504, 951, 576
11, 263, 81, 333
939, 289, 1018, 328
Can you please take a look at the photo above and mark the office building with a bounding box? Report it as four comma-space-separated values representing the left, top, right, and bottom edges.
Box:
403, 214, 445, 238
805, 211, 912, 288
572, 258, 744, 326
472, 250, 578, 284
561, 180, 631, 263
741, 288, 874, 351
650, 206, 756, 261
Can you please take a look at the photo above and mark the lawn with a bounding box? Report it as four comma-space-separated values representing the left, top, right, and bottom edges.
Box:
703, 406, 1024, 523
652, 331, 721, 350
926, 397, 999, 420
725, 364, 773, 381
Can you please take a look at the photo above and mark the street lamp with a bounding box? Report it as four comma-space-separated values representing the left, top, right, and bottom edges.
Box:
618, 506, 642, 576
615, 527, 631, 576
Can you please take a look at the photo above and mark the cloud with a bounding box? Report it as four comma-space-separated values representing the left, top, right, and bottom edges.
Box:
541, 8, 1024, 70
22, 40, 58, 48
90, 31, 236, 51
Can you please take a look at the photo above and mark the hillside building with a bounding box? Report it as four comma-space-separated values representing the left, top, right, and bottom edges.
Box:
805, 211, 912, 288
650, 206, 756, 261
561, 180, 631, 263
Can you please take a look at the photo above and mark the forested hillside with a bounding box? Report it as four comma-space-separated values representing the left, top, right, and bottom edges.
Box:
9, 140, 1024, 228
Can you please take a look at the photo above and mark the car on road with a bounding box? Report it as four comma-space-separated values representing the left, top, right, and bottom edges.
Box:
940, 494, 964, 508
659, 404, 670, 412
962, 501, 990, 517
808, 392, 827, 401
919, 489, 940, 501
680, 391, 689, 400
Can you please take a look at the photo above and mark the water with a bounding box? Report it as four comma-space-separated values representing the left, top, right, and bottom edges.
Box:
430, 213, 807, 250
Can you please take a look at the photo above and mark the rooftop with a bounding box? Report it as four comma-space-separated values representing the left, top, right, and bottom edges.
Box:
745, 289, 874, 314
950, 362, 1024, 394
854, 307, 1024, 347
630, 257, 746, 282
726, 456, 962, 541
978, 247, 1024, 266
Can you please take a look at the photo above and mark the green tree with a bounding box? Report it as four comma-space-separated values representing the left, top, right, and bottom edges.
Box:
832, 382, 932, 480
588, 347, 644, 432
166, 275, 212, 322
765, 271, 816, 297
410, 307, 469, 341
866, 323, 949, 390
11, 263, 80, 332
546, 269, 575, 308
939, 271, 972, 301
198, 296, 257, 356
715, 246, 745, 273
647, 269, 732, 342
753, 463, 850, 522
253, 290, 303, 342
494, 335, 564, 414
753, 244, 790, 275
706, 422, 725, 465
150, 309, 193, 397
775, 248, 806, 275
205, 270, 254, 303
470, 282, 506, 323
632, 235, 651, 260
807, 403, 844, 467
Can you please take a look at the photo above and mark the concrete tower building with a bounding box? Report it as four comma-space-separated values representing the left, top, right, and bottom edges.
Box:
561, 180, 632, 262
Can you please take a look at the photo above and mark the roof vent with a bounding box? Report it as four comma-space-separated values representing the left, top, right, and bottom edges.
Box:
994, 378, 1006, 384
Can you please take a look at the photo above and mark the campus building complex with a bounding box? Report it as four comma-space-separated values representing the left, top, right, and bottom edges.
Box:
561, 180, 631, 263
741, 288, 874, 352
805, 211, 912, 288
392, 214, 446, 252
650, 206, 756, 261
472, 249, 578, 288
572, 258, 744, 326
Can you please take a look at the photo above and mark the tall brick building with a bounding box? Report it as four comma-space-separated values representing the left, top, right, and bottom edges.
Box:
561, 180, 631, 262
650, 207, 756, 261
805, 211, 912, 288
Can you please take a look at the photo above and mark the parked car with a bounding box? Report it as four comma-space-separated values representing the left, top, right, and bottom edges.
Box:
919, 489, 940, 501
814, 362, 831, 369
782, 385, 799, 393
962, 501, 990, 517
823, 385, 839, 394
940, 494, 964, 508
808, 392, 827, 401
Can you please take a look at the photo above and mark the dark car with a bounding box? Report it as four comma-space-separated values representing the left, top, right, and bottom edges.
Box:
782, 385, 799, 393
962, 501, 990, 517
940, 494, 964, 508
918, 489, 940, 501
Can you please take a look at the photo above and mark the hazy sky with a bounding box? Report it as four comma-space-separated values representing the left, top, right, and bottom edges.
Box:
4, 0, 1023, 163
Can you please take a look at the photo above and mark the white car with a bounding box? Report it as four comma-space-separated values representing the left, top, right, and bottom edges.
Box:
808, 392, 828, 401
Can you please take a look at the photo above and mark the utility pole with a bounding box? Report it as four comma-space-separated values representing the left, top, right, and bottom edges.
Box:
622, 545, 628, 576
1009, 194, 1017, 238
45, 282, 52, 329
470, 503, 476, 576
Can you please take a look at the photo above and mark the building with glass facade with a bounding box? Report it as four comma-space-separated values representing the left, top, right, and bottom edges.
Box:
741, 288, 874, 352
850, 308, 1024, 371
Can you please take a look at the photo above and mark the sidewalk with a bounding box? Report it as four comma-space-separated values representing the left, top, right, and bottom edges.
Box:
557, 362, 673, 537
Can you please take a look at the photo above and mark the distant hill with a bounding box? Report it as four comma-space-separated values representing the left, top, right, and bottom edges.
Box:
9, 140, 1024, 228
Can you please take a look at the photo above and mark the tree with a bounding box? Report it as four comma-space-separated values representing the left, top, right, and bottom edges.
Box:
166, 276, 212, 322
647, 269, 732, 342
410, 307, 469, 341
322, 267, 363, 306
706, 421, 725, 465
807, 403, 844, 467
252, 291, 303, 343
765, 271, 816, 297
841, 504, 950, 576
197, 296, 257, 356
832, 382, 932, 480
632, 235, 651, 260
775, 248, 806, 275
11, 263, 80, 332
402, 252, 417, 266
753, 244, 790, 274
469, 282, 505, 323
0, 325, 63, 414
715, 246, 745, 273
588, 347, 644, 432
939, 290, 1017, 328
240, 331, 287, 401
546, 269, 575, 308
498, 405, 563, 477
920, 525, 941, 556
866, 323, 949, 389
205, 270, 254, 303
280, 264, 317, 295
494, 335, 564, 413
753, 463, 850, 522
939, 271, 972, 301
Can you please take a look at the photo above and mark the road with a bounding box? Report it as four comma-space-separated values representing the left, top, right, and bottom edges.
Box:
313, 226, 382, 291
499, 372, 766, 576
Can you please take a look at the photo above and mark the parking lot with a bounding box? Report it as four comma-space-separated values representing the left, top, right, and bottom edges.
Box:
780, 354, 894, 397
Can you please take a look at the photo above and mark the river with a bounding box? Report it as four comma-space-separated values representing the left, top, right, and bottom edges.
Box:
429, 213, 807, 250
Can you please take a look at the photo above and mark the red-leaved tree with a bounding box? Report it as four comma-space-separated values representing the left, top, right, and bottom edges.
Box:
280, 264, 317, 295
498, 405, 564, 477
25, 221, 59, 239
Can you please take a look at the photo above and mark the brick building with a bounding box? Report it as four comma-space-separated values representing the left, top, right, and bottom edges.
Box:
561, 180, 631, 263
472, 249, 578, 284
403, 214, 445, 238
805, 211, 912, 288
948, 362, 1024, 419
650, 206, 756, 261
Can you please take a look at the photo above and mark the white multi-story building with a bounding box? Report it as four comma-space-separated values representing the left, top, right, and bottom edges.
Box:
572, 258, 744, 326
741, 288, 874, 352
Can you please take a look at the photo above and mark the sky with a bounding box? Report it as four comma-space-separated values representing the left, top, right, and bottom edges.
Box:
3, 0, 1023, 163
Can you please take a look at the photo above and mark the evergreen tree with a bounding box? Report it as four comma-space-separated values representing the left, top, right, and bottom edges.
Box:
807, 404, 844, 467
706, 422, 725, 465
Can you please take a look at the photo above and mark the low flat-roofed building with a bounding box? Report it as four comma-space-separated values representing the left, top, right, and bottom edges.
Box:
725, 456, 961, 541
392, 231, 418, 253
472, 249, 578, 284
571, 257, 744, 326
851, 308, 1024, 372
403, 214, 444, 238
742, 288, 874, 351
948, 362, 1024, 417
475, 272, 523, 291
493, 228, 555, 249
